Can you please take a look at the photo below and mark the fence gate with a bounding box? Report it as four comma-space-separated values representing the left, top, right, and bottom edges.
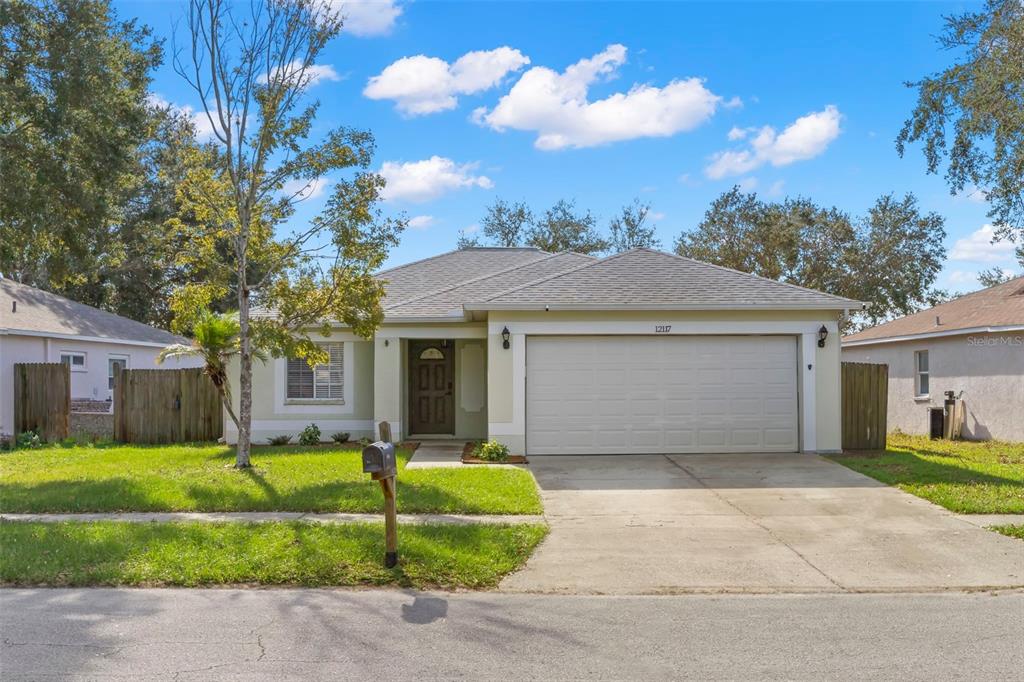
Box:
841, 362, 888, 451
13, 363, 70, 442
114, 368, 223, 444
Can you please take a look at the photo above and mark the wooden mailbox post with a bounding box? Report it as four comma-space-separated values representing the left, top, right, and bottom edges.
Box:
363, 421, 398, 568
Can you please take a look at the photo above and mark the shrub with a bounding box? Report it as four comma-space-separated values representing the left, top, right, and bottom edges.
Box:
267, 434, 292, 446
16, 431, 42, 450
473, 440, 510, 462
331, 431, 350, 444
358, 437, 373, 447
298, 423, 321, 446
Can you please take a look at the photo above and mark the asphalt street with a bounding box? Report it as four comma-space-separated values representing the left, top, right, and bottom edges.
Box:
2, 588, 1023, 680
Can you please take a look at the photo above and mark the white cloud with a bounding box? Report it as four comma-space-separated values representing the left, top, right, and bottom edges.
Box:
333, 0, 402, 36
955, 184, 988, 203
282, 177, 332, 200
949, 224, 1016, 263
379, 156, 494, 203
148, 94, 217, 141
948, 270, 979, 285
705, 105, 842, 179
364, 47, 530, 115
649, 211, 666, 221
767, 179, 786, 197
260, 61, 343, 87
738, 177, 759, 191
463, 223, 480, 234
727, 126, 749, 141
407, 215, 435, 230
474, 44, 722, 150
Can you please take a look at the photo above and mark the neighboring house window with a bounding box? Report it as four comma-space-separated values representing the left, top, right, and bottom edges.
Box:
286, 343, 344, 400
915, 350, 929, 397
108, 356, 129, 390
60, 352, 86, 371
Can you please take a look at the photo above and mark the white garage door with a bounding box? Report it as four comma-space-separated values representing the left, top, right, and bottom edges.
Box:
526, 336, 799, 455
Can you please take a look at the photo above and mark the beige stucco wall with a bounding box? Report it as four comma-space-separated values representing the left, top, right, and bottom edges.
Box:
842, 331, 1024, 442
1, 333, 199, 436
485, 309, 844, 455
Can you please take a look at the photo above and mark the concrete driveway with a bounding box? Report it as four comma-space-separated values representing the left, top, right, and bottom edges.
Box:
500, 454, 1024, 594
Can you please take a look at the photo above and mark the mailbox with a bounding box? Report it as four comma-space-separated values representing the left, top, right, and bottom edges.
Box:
362, 441, 397, 477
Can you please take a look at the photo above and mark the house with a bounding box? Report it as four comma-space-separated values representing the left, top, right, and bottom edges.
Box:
0, 278, 201, 436
230, 247, 863, 455
842, 276, 1024, 442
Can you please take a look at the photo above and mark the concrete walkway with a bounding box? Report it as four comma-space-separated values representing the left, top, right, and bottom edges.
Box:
954, 513, 1024, 527
500, 453, 1024, 595
404, 440, 523, 469
0, 512, 545, 526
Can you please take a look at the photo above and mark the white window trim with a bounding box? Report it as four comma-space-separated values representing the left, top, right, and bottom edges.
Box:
274, 341, 355, 415
108, 354, 130, 390
60, 351, 87, 372
914, 350, 929, 398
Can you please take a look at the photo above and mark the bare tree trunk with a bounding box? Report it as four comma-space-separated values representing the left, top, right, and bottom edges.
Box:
235, 265, 253, 468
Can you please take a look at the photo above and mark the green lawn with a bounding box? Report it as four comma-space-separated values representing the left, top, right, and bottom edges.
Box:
0, 520, 547, 589
0, 443, 542, 515
991, 525, 1024, 540
829, 433, 1024, 514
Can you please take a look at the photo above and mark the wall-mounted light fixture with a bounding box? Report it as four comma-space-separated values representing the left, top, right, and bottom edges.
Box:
501, 326, 511, 350
817, 325, 829, 348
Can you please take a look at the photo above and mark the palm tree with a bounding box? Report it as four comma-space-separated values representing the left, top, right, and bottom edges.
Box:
158, 310, 261, 465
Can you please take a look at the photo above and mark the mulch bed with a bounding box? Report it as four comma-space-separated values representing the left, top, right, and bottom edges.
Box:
461, 441, 528, 464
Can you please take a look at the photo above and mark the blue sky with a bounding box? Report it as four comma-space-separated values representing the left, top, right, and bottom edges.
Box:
118, 0, 1018, 292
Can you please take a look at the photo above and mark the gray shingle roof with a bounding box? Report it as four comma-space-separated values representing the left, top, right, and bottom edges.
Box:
377, 248, 550, 311
385, 252, 596, 318
0, 279, 187, 345
468, 248, 861, 310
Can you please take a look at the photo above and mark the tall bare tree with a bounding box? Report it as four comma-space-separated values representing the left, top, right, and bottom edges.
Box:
172, 0, 403, 467
608, 198, 661, 252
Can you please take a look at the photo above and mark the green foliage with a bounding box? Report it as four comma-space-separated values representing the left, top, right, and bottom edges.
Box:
267, 435, 292, 446
609, 199, 661, 252
16, 431, 42, 450
991, 524, 1024, 540
0, 0, 163, 302
298, 424, 322, 446
331, 432, 351, 444
473, 440, 511, 462
0, 442, 544, 514
897, 0, 1024, 240
675, 187, 947, 330
0, 521, 549, 588
526, 199, 609, 254
977, 266, 1017, 288
481, 198, 534, 247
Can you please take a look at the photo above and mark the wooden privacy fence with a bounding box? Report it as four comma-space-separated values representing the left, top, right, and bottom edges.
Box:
13, 363, 70, 442
841, 361, 888, 451
114, 368, 223, 444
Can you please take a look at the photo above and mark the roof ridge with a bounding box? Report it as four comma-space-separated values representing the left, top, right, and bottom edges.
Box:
477, 249, 635, 303
384, 251, 566, 310
374, 248, 465, 278
662, 249, 861, 304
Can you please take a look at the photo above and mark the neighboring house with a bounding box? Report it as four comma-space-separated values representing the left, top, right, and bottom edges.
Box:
843, 276, 1024, 442
0, 278, 201, 435
229, 247, 863, 455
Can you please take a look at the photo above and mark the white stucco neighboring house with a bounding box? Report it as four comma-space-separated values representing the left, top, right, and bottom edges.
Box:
843, 276, 1024, 442
0, 278, 201, 436
228, 247, 863, 455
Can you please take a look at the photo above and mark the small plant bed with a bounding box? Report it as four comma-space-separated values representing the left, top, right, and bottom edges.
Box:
0, 520, 548, 589
0, 443, 542, 515
462, 440, 527, 465
990, 524, 1024, 540
829, 432, 1024, 514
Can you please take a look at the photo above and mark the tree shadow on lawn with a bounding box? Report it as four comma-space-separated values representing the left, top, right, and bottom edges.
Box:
834, 449, 1023, 489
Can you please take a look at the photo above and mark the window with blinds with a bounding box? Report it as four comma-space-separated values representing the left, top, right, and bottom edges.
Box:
286, 343, 343, 400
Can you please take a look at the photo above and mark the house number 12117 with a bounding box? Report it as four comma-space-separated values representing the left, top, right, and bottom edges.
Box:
655, 325, 672, 333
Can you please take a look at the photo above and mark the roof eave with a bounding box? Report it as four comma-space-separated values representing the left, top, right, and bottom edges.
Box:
842, 324, 1024, 347
464, 301, 864, 312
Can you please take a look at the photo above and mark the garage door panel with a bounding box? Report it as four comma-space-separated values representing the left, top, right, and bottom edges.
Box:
526, 336, 799, 455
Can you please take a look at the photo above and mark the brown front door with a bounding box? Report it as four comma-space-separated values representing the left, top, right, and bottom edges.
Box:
409, 340, 454, 434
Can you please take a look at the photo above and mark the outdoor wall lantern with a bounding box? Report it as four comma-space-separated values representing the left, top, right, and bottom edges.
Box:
817, 325, 829, 348
501, 326, 511, 350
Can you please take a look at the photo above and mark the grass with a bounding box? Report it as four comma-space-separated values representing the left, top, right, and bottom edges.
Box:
829, 432, 1024, 514
0, 443, 542, 515
990, 525, 1024, 540
0, 520, 547, 589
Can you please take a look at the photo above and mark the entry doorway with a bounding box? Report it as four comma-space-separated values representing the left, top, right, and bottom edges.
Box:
408, 340, 454, 435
